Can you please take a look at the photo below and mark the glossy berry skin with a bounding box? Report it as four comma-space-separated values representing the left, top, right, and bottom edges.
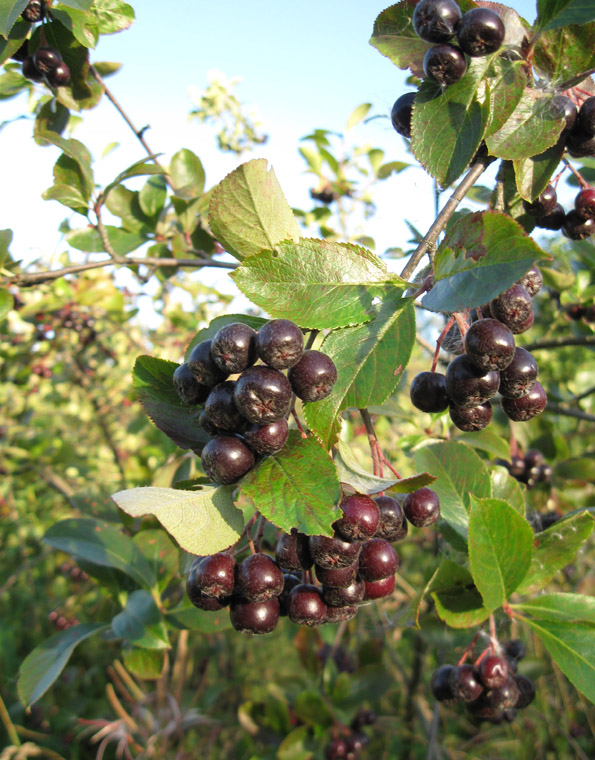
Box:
315, 562, 358, 588
423, 44, 467, 86
566, 128, 595, 158
391, 92, 416, 138
464, 318, 515, 372
403, 487, 441, 528
322, 578, 365, 607
47, 63, 70, 87
501, 381, 547, 421
524, 184, 557, 217
188, 340, 229, 387
449, 401, 492, 431
33, 47, 62, 74
358, 538, 399, 581
173, 362, 210, 405
563, 209, 595, 240
413, 0, 462, 43
449, 664, 484, 702
504, 639, 526, 662
288, 350, 337, 402
278, 573, 301, 616
445, 354, 500, 408
498, 347, 538, 398
551, 95, 578, 133
243, 418, 289, 455
22, 56, 43, 82
578, 96, 595, 135
194, 553, 236, 598
186, 559, 230, 610
309, 534, 362, 570
457, 8, 505, 57
490, 284, 533, 334
334, 493, 380, 542
210, 322, 257, 374
236, 553, 284, 601
479, 656, 508, 689
324, 604, 358, 623
234, 365, 293, 423
374, 495, 407, 542
230, 597, 279, 634
275, 529, 313, 571
514, 674, 536, 709
517, 266, 542, 297
256, 319, 304, 369
484, 676, 520, 709
431, 664, 455, 701
410, 371, 450, 413
22, 0, 45, 22
204, 381, 245, 431
574, 187, 595, 219
524, 449, 544, 468
536, 202, 565, 230
201, 435, 255, 484
288, 584, 327, 626
362, 574, 396, 601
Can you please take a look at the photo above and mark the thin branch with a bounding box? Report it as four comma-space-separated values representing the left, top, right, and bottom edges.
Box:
523, 335, 595, 350
400, 158, 493, 281
545, 402, 595, 423
571, 384, 595, 402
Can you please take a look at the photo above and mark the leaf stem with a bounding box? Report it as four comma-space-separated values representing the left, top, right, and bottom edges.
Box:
0, 691, 20, 747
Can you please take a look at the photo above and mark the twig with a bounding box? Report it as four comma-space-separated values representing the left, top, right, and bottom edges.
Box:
544, 402, 595, 423
523, 335, 595, 350
0, 691, 20, 747
359, 408, 382, 477
562, 158, 590, 189
571, 384, 595, 402
305, 330, 319, 351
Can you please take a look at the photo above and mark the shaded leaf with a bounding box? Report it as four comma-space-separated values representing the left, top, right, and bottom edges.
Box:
139, 174, 167, 217
484, 56, 527, 138
369, 1, 430, 78
456, 428, 510, 460
428, 560, 490, 629
165, 602, 233, 632
534, 21, 595, 84
34, 101, 70, 144
0, 0, 28, 39
0, 69, 28, 99
0, 17, 28, 65
50, 7, 98, 48
43, 183, 89, 215
169, 148, 205, 199
514, 136, 566, 202
133, 529, 179, 592
514, 592, 595, 623
103, 155, 164, 198
66, 225, 147, 256
0, 288, 13, 319
536, 0, 595, 31
35, 131, 93, 195
123, 648, 165, 680
112, 590, 169, 649
490, 466, 525, 515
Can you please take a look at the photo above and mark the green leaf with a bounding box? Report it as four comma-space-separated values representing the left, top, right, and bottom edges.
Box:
89, 0, 135, 34
0, 0, 28, 39
537, 0, 595, 31
369, 2, 430, 77
534, 22, 595, 84
133, 529, 179, 592
105, 185, 154, 233
32, 21, 93, 107
123, 648, 165, 680
293, 690, 334, 728
516, 511, 594, 593
490, 466, 526, 515
514, 593, 595, 623
456, 428, 510, 460
468, 498, 533, 610
66, 225, 147, 256
111, 485, 244, 555
58, 0, 94, 9
486, 90, 566, 160
44, 518, 156, 588
231, 239, 403, 330
92, 61, 122, 77
169, 148, 205, 199
184, 314, 268, 360
0, 69, 28, 99
112, 590, 169, 649
34, 101, 70, 144
411, 57, 492, 187
376, 160, 409, 179
299, 145, 323, 175
0, 18, 29, 65
304, 298, 415, 449
165, 602, 233, 632
209, 158, 301, 261
0, 288, 13, 319
422, 211, 549, 313
35, 132, 93, 196
428, 560, 490, 629
346, 103, 372, 131
43, 183, 89, 215
239, 431, 341, 537
17, 623, 109, 706
51, 7, 98, 48
139, 174, 167, 217
277, 726, 314, 760
554, 455, 595, 481
523, 618, 595, 704
103, 155, 164, 198
132, 355, 209, 451
513, 136, 566, 202
484, 57, 527, 138
52, 152, 88, 200
413, 441, 491, 539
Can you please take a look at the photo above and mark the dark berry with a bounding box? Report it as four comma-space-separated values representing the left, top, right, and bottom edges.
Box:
315, 562, 358, 588
234, 365, 293, 423
484, 676, 520, 709
362, 574, 395, 600
410, 371, 450, 413
431, 664, 455, 701
235, 553, 284, 601
449, 400, 492, 431
501, 381, 547, 421
504, 639, 526, 662
403, 487, 441, 527
22, 55, 43, 82
194, 553, 236, 598
198, 410, 221, 437
288, 350, 337, 402
346, 731, 370, 754
535, 202, 565, 230
33, 47, 62, 75
201, 435, 255, 484
514, 674, 536, 709
456, 8, 505, 57
449, 664, 484, 702
466, 696, 504, 720
551, 95, 578, 133
524, 449, 544, 468
188, 340, 229, 387
288, 584, 327, 626
275, 529, 313, 571
173, 362, 210, 405
278, 573, 301, 616
524, 184, 557, 217
517, 265, 543, 297
574, 187, 595, 219
566, 128, 595, 158
374, 495, 407, 542
210, 322, 257, 374
490, 284, 533, 334
577, 96, 595, 136
256, 319, 304, 369
334, 493, 380, 542
324, 604, 358, 623
204, 380, 247, 432
563, 209, 595, 240
186, 560, 230, 611
464, 318, 515, 372
230, 597, 280, 634
509, 454, 527, 478
244, 418, 289, 454
498, 347, 538, 398
47, 63, 70, 87
358, 538, 399, 581
322, 578, 365, 607
309, 534, 362, 570
423, 43, 467, 86
21, 0, 45, 22
479, 656, 508, 689
351, 708, 377, 729
391, 92, 415, 138
445, 354, 500, 407
413, 0, 462, 43
325, 738, 349, 760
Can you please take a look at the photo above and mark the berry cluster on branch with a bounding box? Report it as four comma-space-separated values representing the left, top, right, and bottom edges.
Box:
525, 179, 595, 240
12, 1, 71, 87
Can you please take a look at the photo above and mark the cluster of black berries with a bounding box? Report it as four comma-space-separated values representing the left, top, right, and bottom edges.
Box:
566, 96, 595, 160
186, 489, 439, 634
391, 0, 505, 136
525, 181, 595, 241
565, 302, 595, 322
21, 0, 45, 22
410, 267, 546, 431
431, 640, 535, 724
495, 449, 552, 490
13, 3, 70, 88
324, 709, 376, 760
172, 319, 337, 485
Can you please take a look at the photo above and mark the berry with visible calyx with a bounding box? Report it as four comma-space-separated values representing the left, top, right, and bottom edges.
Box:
514, 674, 536, 709
22, 0, 45, 22
322, 578, 365, 607
574, 187, 595, 219
194, 553, 236, 599
186, 559, 230, 610
578, 96, 595, 136
464, 318, 515, 372
535, 202, 565, 230
413, 0, 462, 43
423, 44, 467, 86
403, 487, 441, 527
374, 494, 407, 542
517, 266, 543, 297
315, 561, 358, 588
256, 319, 304, 369
22, 56, 43, 82
501, 381, 547, 421
278, 573, 301, 616
362, 574, 395, 600
484, 676, 520, 710
47, 63, 70, 87
309, 534, 362, 570
33, 47, 62, 75
204, 381, 246, 431
457, 8, 505, 57
334, 493, 380, 542
490, 284, 533, 334
498, 347, 538, 398
188, 339, 229, 387
244, 418, 289, 455
288, 350, 337, 402
275, 529, 313, 572
449, 400, 492, 431
230, 597, 280, 634
234, 365, 293, 423
410, 371, 450, 413
449, 664, 484, 702
391, 92, 416, 138
563, 209, 595, 239
210, 322, 257, 374
479, 656, 508, 689
358, 538, 399, 581
236, 553, 284, 602
445, 354, 500, 408
524, 184, 557, 218
173, 362, 210, 405
288, 584, 327, 626
431, 664, 455, 701
201, 435, 255, 484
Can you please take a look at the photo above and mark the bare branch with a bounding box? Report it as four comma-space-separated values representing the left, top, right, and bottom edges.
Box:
545, 402, 595, 423
523, 335, 595, 350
